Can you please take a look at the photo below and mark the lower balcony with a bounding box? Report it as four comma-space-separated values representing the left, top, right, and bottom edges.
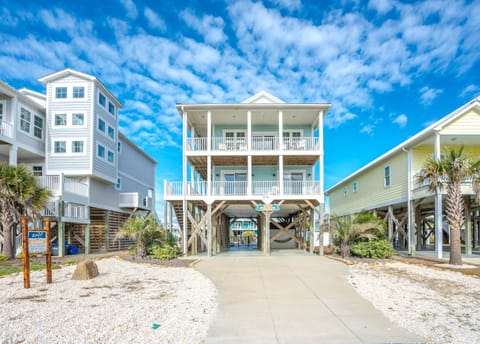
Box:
164, 180, 322, 198
36, 175, 89, 203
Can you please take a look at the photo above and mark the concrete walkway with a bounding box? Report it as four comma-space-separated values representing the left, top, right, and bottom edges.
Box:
195, 251, 424, 344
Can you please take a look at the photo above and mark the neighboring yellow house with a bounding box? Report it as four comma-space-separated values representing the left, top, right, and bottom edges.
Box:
327, 97, 480, 258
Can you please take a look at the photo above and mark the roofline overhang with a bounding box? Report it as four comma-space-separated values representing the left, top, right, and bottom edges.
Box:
0, 81, 46, 112
326, 97, 480, 194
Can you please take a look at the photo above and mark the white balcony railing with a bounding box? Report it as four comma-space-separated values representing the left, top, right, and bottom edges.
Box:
413, 174, 473, 190
41, 201, 59, 217
164, 180, 321, 197
36, 175, 89, 198
0, 120, 13, 139
64, 203, 88, 219
186, 136, 320, 152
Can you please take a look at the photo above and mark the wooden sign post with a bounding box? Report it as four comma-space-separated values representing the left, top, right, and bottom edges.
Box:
21, 216, 53, 289
21, 216, 30, 289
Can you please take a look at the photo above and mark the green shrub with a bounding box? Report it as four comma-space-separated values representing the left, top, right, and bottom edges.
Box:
149, 245, 177, 261
0, 254, 8, 261
350, 239, 395, 259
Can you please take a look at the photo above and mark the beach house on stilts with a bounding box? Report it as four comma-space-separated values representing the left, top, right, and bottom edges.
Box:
164, 92, 330, 256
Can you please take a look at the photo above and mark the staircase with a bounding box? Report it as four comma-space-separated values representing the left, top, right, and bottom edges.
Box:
172, 202, 190, 234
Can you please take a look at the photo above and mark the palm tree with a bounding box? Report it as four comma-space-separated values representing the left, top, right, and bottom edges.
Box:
0, 164, 50, 258
329, 214, 384, 258
115, 214, 164, 258
418, 146, 480, 265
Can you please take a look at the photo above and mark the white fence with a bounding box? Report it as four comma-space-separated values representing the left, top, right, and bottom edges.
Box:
0, 120, 13, 138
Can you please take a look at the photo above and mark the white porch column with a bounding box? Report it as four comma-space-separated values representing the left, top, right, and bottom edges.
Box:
465, 197, 472, 255
182, 111, 188, 256
207, 111, 212, 151
278, 111, 283, 150
318, 111, 324, 197
207, 156, 212, 197
248, 155, 252, 196
207, 202, 212, 257
9, 145, 18, 166
247, 110, 252, 151
279, 155, 284, 195
434, 131, 443, 259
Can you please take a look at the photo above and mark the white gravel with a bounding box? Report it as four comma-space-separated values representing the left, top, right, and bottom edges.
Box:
0, 258, 217, 344
349, 261, 480, 344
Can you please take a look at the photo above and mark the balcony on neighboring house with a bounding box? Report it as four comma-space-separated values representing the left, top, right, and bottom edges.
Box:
186, 136, 320, 152
37, 174, 89, 203
164, 180, 321, 199
119, 192, 152, 210
0, 120, 13, 142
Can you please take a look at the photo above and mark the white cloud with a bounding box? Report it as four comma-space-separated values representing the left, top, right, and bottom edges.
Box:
360, 124, 375, 135
459, 84, 479, 99
180, 10, 226, 45
119, 0, 138, 19
269, 0, 301, 11
144, 7, 166, 31
419, 86, 443, 105
368, 0, 394, 14
392, 114, 408, 128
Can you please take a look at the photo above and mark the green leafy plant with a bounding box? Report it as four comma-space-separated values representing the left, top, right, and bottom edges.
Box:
350, 240, 395, 258
149, 244, 177, 261
0, 254, 8, 261
329, 214, 384, 258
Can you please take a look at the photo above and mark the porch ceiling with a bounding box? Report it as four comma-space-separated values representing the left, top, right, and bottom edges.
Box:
220, 199, 320, 218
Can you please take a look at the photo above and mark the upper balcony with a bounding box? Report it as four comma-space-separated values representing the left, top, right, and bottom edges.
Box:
186, 136, 320, 153
412, 173, 476, 199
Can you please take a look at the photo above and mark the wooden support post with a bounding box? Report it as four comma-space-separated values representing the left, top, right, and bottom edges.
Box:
45, 218, 52, 284
85, 206, 90, 254
387, 206, 393, 242
415, 206, 422, 251
21, 216, 30, 289
465, 197, 472, 255
207, 203, 212, 257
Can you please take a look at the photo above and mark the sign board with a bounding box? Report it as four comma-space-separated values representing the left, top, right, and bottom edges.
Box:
28, 231, 47, 254
256, 203, 280, 212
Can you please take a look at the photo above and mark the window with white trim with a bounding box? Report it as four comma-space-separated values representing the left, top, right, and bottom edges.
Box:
55, 87, 67, 99
108, 102, 115, 115
384, 165, 391, 187
32, 166, 43, 176
353, 181, 358, 193
115, 177, 121, 190
99, 92, 106, 107
98, 118, 105, 132
20, 108, 31, 133
72, 86, 85, 98
108, 126, 115, 140
343, 186, 348, 197
0, 100, 5, 121
54, 141, 67, 153
72, 140, 84, 153
33, 116, 43, 139
54, 113, 67, 126
72, 113, 84, 126
107, 150, 115, 164
97, 144, 105, 158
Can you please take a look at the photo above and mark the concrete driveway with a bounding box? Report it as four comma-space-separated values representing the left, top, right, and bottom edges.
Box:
195, 250, 424, 344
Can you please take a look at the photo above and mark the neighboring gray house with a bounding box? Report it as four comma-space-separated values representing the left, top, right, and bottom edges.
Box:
0, 69, 156, 256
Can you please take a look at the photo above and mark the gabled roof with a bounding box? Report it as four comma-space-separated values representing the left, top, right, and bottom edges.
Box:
242, 91, 285, 104
326, 96, 480, 193
38, 68, 123, 108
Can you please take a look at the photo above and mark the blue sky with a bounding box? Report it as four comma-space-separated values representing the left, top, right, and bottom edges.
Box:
1, 0, 479, 215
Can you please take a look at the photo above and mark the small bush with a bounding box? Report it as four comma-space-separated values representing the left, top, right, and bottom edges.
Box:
149, 245, 177, 261
350, 239, 395, 259
0, 254, 8, 261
